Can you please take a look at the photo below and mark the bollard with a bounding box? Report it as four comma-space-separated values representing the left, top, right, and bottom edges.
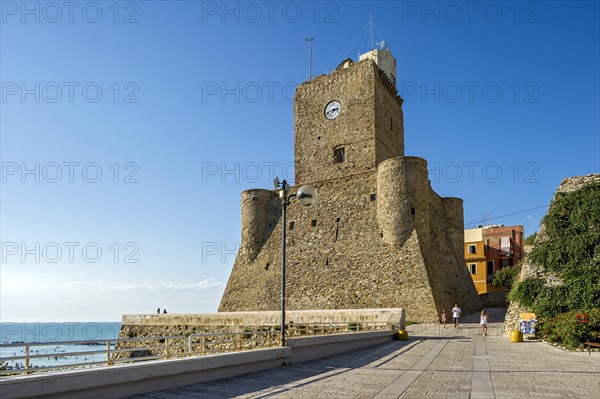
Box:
396, 330, 409, 341
510, 330, 523, 342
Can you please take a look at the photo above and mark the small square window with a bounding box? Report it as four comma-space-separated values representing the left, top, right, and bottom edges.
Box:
289, 221, 295, 230
311, 220, 317, 227
370, 194, 377, 201
468, 245, 476, 254
333, 147, 345, 164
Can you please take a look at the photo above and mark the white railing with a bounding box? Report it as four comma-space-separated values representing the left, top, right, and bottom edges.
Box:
0, 321, 390, 376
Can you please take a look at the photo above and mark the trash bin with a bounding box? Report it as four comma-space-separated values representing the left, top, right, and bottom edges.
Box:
510, 330, 523, 342
396, 330, 409, 341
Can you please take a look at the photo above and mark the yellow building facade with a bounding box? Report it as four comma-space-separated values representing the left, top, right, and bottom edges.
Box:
464, 228, 487, 294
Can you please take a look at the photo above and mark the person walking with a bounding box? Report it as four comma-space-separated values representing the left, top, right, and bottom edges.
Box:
440, 309, 447, 327
480, 309, 489, 336
452, 303, 462, 328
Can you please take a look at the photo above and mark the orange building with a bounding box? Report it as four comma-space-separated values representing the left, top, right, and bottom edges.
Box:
464, 228, 487, 294
464, 225, 525, 294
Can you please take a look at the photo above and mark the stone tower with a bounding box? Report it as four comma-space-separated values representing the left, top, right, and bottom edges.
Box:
218, 49, 481, 322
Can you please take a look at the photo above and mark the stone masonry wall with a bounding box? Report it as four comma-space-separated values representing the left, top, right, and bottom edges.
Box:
504, 174, 600, 334
220, 166, 481, 322
294, 59, 404, 185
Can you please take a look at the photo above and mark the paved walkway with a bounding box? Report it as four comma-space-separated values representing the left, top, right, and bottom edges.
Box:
128, 309, 599, 399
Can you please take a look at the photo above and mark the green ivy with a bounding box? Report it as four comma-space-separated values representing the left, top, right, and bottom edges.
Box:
509, 278, 544, 308
532, 285, 569, 318
510, 182, 600, 347
529, 183, 600, 275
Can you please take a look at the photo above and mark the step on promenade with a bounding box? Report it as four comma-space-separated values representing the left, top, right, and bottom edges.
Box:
127, 309, 600, 399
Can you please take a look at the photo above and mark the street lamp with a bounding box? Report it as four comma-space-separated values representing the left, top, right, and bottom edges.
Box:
273, 177, 318, 346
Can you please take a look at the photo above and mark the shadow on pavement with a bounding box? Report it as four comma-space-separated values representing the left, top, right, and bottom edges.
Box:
126, 309, 510, 398
126, 339, 418, 399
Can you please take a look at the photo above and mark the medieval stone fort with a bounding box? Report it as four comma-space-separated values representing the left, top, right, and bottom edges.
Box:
219, 49, 481, 322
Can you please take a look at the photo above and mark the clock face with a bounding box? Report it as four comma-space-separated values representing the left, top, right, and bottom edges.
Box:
324, 100, 341, 120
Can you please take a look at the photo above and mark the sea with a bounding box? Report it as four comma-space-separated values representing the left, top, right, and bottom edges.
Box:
0, 322, 121, 370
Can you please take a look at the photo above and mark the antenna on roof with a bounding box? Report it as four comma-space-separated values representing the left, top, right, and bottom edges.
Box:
525, 215, 534, 228
306, 37, 313, 80
482, 211, 490, 227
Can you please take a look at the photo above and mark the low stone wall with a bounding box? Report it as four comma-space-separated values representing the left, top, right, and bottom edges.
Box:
122, 308, 405, 328
116, 308, 404, 361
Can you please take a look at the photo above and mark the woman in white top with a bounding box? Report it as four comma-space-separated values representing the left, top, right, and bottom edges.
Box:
480, 309, 489, 336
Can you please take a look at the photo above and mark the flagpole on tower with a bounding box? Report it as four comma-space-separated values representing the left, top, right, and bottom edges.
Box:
306, 38, 313, 80
369, 14, 374, 50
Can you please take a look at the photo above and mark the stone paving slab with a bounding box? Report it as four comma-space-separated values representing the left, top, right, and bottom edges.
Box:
127, 309, 599, 399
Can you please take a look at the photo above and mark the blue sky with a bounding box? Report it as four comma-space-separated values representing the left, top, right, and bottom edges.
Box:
1, 1, 598, 322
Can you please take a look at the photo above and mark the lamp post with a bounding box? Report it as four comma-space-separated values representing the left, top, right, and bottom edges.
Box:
274, 177, 318, 346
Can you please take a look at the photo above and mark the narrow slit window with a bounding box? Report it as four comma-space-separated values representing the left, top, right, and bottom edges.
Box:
311, 219, 317, 227
370, 194, 377, 201
333, 147, 345, 164
289, 221, 295, 230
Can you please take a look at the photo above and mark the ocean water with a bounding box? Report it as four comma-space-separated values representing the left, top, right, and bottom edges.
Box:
0, 322, 121, 370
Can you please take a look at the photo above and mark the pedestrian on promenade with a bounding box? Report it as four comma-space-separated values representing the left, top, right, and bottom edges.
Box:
440, 310, 447, 327
157, 308, 161, 314
480, 309, 488, 336
163, 309, 168, 314
452, 303, 462, 328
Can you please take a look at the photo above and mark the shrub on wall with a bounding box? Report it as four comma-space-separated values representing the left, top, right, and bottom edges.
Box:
538, 308, 600, 349
491, 264, 521, 289
510, 182, 600, 347
523, 232, 537, 246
